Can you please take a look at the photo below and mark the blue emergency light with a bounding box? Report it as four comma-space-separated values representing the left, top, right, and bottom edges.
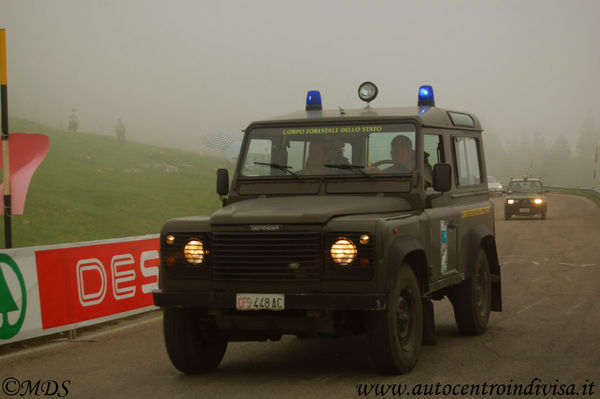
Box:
418, 85, 435, 107
306, 90, 323, 111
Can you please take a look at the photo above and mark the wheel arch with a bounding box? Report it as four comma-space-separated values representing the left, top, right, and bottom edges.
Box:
386, 236, 429, 294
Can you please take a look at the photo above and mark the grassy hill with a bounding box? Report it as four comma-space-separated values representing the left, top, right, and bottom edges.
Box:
0, 118, 231, 249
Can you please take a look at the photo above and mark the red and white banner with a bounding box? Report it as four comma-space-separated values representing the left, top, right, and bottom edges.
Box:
0, 235, 159, 345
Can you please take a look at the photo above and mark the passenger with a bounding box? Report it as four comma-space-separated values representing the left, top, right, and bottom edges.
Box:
301, 141, 327, 174
325, 140, 349, 166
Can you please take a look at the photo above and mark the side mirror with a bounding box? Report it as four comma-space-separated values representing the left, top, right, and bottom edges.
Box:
432, 164, 452, 192
216, 168, 229, 196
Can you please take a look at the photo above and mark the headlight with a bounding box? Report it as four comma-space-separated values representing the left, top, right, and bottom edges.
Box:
184, 239, 205, 265
534, 198, 544, 205
507, 199, 515, 205
331, 238, 357, 266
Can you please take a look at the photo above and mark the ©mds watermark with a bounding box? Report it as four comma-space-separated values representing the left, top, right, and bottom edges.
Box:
0, 253, 27, 339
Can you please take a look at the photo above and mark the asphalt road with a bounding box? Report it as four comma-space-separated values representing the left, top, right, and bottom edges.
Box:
1, 193, 599, 398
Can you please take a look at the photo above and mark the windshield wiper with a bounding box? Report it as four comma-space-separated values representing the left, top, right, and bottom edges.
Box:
324, 164, 373, 178
253, 162, 299, 178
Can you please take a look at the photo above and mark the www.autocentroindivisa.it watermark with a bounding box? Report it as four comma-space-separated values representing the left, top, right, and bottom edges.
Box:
2, 377, 71, 397
355, 378, 596, 397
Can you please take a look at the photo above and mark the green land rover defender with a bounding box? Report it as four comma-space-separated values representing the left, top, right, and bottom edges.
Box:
153, 83, 502, 374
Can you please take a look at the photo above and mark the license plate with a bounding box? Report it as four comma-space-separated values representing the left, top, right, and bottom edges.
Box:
519, 208, 530, 213
236, 293, 285, 311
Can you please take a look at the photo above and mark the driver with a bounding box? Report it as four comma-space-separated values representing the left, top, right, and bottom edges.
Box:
368, 135, 415, 172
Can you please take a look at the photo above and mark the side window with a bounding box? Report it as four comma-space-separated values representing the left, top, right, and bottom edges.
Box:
424, 134, 444, 187
453, 136, 482, 186
424, 134, 444, 166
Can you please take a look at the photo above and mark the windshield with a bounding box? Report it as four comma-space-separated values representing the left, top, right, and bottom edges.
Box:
508, 181, 542, 193
240, 123, 417, 177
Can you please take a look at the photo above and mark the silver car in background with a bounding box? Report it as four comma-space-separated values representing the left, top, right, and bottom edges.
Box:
487, 176, 504, 196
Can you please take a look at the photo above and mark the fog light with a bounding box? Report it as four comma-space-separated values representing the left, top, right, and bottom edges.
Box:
534, 198, 544, 205
184, 239, 204, 265
331, 238, 357, 266
507, 199, 515, 205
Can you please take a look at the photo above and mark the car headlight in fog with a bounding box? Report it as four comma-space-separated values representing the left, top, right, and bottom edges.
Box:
507, 199, 515, 205
534, 198, 544, 205
331, 238, 357, 266
184, 239, 205, 265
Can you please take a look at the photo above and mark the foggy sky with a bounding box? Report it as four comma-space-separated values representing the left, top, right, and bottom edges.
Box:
1, 0, 599, 151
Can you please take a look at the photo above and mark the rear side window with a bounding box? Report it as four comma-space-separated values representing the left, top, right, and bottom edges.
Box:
454, 137, 482, 186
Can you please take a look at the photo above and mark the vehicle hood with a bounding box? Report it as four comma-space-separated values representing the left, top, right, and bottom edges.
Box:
210, 195, 412, 225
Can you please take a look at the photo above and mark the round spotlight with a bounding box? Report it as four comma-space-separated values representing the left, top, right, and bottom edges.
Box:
358, 82, 378, 103
331, 238, 357, 266
184, 239, 204, 265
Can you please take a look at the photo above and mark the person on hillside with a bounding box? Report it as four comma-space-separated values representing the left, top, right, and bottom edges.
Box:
115, 117, 126, 145
68, 109, 79, 133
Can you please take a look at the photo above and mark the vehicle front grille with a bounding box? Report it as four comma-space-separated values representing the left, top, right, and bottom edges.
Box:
211, 232, 322, 280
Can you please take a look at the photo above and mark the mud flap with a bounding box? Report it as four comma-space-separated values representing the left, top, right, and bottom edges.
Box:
491, 274, 502, 312
422, 298, 436, 345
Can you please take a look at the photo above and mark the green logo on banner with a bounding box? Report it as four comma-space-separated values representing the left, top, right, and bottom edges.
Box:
0, 253, 27, 339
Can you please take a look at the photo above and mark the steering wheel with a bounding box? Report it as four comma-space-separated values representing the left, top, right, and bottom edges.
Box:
372, 159, 410, 173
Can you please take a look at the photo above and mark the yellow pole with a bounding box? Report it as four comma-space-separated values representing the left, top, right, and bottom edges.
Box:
594, 144, 598, 188
1, 28, 12, 248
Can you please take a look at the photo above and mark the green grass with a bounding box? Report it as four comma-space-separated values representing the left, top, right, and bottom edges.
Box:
0, 118, 232, 249
549, 188, 600, 208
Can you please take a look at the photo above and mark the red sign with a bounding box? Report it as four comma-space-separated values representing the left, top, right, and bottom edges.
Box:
36, 238, 159, 329
0, 133, 50, 214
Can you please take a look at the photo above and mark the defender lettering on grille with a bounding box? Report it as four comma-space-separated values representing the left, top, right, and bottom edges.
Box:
249, 225, 283, 231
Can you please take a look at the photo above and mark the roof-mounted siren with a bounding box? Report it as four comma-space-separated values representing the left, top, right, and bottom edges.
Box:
306, 90, 323, 111
358, 81, 378, 105
418, 85, 435, 107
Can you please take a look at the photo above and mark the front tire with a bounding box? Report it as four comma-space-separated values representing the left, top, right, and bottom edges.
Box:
449, 248, 491, 335
163, 308, 228, 373
367, 265, 423, 374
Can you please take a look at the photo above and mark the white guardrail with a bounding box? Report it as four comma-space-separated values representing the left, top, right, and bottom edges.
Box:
544, 185, 600, 196
0, 234, 159, 345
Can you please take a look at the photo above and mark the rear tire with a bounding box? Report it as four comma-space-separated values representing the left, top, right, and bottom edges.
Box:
163, 308, 227, 373
449, 248, 491, 335
367, 265, 423, 374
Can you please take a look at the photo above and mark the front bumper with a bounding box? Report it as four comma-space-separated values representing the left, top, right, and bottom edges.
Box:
153, 290, 386, 310
505, 203, 547, 215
